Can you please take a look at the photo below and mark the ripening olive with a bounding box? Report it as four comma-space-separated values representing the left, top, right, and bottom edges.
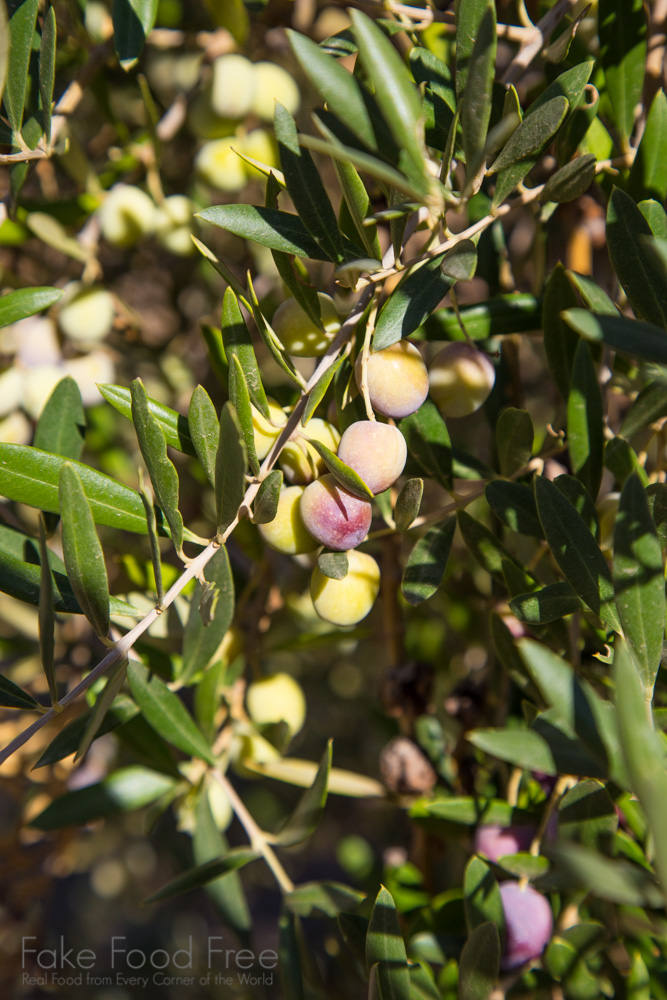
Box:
355, 340, 429, 419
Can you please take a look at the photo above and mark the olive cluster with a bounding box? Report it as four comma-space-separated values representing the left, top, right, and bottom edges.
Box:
255, 296, 496, 627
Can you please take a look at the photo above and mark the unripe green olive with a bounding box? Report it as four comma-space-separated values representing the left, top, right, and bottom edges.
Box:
258, 485, 318, 555
251, 62, 300, 121
429, 342, 495, 418
272, 294, 340, 357
252, 398, 287, 460
356, 340, 429, 418
310, 550, 381, 626
195, 137, 247, 193
99, 184, 157, 248
300, 474, 372, 551
337, 420, 407, 495
280, 418, 341, 485
188, 87, 238, 139
246, 672, 306, 735
57, 282, 115, 345
155, 194, 196, 257
238, 128, 280, 178
210, 54, 255, 119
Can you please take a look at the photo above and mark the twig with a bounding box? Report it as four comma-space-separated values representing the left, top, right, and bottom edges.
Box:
501, 0, 580, 85
335, 0, 533, 41
212, 770, 294, 894
0, 287, 373, 768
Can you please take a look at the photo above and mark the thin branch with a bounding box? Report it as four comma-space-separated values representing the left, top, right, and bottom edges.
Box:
334, 0, 533, 41
212, 770, 294, 894
0, 287, 373, 768
501, 0, 580, 85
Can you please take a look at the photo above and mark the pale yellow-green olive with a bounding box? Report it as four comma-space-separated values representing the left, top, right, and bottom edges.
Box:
99, 184, 157, 248
63, 351, 115, 406
210, 54, 256, 119
336, 420, 407, 495
195, 137, 247, 193
258, 486, 318, 555
188, 88, 239, 140
355, 340, 429, 419
251, 62, 300, 121
238, 128, 279, 178
429, 342, 496, 418
252, 398, 288, 460
57, 282, 115, 344
0, 367, 25, 418
272, 293, 340, 357
280, 418, 341, 485
246, 672, 306, 735
155, 195, 196, 256
310, 549, 381, 626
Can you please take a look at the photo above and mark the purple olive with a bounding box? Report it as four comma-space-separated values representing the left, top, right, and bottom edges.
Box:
499, 882, 553, 970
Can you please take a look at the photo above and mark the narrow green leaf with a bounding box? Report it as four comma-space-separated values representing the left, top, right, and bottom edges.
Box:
246, 269, 304, 389
567, 270, 619, 316
420, 293, 541, 342
288, 29, 377, 151
34, 376, 85, 462
441, 240, 478, 282
0, 0, 8, 107
491, 97, 569, 174
394, 478, 423, 531
640, 200, 667, 239
365, 885, 411, 1000
221, 286, 269, 418
112, 0, 158, 70
400, 400, 452, 488
463, 856, 505, 939
0, 672, 38, 710
401, 518, 455, 606
4, 0, 39, 132
468, 727, 556, 775
193, 789, 252, 940
485, 481, 544, 538
613, 474, 665, 696
131, 378, 184, 556
38, 518, 56, 703
302, 354, 345, 427
547, 840, 662, 907
374, 256, 454, 351
275, 102, 344, 263
59, 463, 110, 640
309, 440, 374, 500
30, 766, 175, 829
0, 444, 161, 535
541, 153, 596, 203
458, 922, 501, 1000
535, 476, 620, 631
607, 186, 667, 329
144, 848, 260, 904
567, 340, 604, 500
128, 661, 216, 764
198, 205, 334, 261
350, 9, 426, 190
285, 882, 365, 918
410, 796, 536, 828
542, 263, 580, 398
200, 322, 229, 389
496, 408, 533, 477
229, 355, 260, 477
33, 697, 138, 768
98, 383, 196, 456
599, 0, 646, 142
629, 91, 667, 203
215, 402, 247, 535
562, 309, 667, 365
458, 510, 523, 582
279, 910, 305, 1000
188, 385, 220, 488
614, 638, 667, 899
76, 660, 128, 763
0, 286, 62, 328
555, 473, 600, 538
317, 551, 349, 580
39, 3, 56, 143
511, 582, 583, 624
334, 159, 382, 260
179, 545, 234, 684
254, 470, 283, 524
461, 2, 496, 179
274, 741, 332, 847
620, 381, 667, 439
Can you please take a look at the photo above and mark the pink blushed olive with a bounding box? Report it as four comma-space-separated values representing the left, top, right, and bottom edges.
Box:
337, 421, 407, 495
272, 294, 340, 357
310, 550, 380, 626
499, 882, 553, 970
473, 824, 536, 863
429, 342, 496, 418
355, 340, 429, 419
300, 474, 372, 551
